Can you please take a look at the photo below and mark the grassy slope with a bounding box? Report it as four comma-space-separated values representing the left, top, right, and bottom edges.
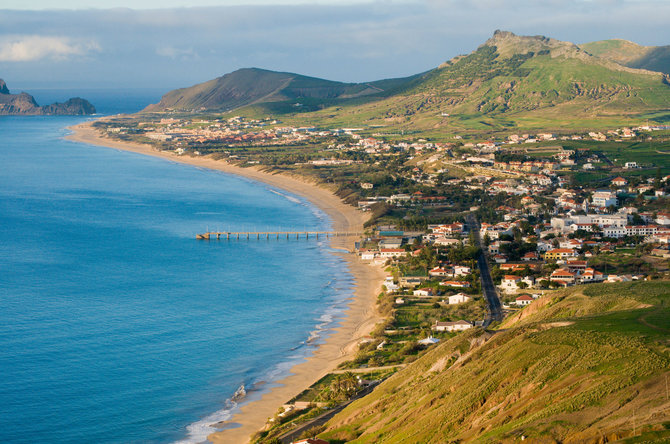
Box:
320, 281, 670, 443
581, 39, 670, 76
143, 68, 417, 112
237, 35, 670, 136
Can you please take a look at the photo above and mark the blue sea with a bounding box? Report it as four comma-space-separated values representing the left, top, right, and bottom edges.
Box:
0, 91, 354, 443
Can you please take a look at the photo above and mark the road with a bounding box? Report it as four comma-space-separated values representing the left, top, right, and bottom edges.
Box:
279, 384, 377, 444
466, 214, 503, 327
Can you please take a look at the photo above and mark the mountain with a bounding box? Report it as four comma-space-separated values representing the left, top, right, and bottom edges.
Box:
581, 39, 670, 75
319, 281, 670, 443
302, 30, 670, 132
141, 32, 670, 132
143, 67, 418, 113
0, 79, 96, 116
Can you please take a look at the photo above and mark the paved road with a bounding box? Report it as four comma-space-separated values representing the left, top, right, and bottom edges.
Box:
466, 214, 503, 327
279, 384, 377, 444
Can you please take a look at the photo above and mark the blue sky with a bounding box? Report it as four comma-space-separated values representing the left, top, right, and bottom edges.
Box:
1, 1, 669, 92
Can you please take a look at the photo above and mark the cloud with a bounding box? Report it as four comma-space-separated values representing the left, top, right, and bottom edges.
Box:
156, 45, 198, 60
0, 35, 100, 62
1, 1, 669, 88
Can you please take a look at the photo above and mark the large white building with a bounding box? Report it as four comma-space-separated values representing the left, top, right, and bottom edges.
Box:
591, 191, 618, 208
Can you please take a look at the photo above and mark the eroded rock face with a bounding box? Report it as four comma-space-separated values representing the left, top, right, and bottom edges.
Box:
0, 79, 96, 115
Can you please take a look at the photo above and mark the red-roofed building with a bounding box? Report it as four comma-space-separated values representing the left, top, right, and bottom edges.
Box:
440, 280, 471, 288
612, 177, 628, 187
501, 275, 522, 292
550, 268, 576, 283
515, 295, 534, 306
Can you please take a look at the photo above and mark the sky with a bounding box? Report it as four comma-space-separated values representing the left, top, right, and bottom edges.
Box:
1, 0, 669, 92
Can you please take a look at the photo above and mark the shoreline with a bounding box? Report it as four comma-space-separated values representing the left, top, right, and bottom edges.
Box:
65, 120, 386, 444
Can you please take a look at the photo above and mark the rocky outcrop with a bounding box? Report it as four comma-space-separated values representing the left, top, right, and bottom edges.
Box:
0, 79, 96, 115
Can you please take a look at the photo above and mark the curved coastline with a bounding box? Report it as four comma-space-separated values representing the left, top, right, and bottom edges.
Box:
65, 120, 386, 444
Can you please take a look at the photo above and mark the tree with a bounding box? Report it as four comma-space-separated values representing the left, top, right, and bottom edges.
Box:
328, 372, 358, 402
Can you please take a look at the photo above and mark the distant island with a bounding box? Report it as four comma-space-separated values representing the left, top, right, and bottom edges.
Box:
0, 79, 95, 116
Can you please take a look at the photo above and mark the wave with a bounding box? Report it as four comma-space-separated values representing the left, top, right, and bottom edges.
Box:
174, 234, 352, 444
172, 386, 244, 444
268, 188, 302, 204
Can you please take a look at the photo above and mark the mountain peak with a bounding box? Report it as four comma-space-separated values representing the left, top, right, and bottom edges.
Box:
0, 79, 9, 95
483, 30, 581, 59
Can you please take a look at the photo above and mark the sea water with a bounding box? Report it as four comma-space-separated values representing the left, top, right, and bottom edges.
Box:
0, 92, 354, 443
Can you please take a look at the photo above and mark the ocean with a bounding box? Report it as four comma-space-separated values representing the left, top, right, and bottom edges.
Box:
0, 91, 354, 443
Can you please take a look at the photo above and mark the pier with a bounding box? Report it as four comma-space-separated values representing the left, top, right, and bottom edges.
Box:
196, 231, 362, 240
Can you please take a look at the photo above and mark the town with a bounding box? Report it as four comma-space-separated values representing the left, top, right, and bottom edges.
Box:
98, 114, 670, 342
96, 113, 670, 443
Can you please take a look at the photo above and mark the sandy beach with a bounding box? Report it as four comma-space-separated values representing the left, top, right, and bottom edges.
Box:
65, 120, 386, 444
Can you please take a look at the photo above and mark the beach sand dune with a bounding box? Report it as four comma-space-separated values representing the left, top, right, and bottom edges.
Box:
66, 121, 386, 444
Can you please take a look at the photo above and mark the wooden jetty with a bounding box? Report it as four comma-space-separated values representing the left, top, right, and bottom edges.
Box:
196, 231, 362, 240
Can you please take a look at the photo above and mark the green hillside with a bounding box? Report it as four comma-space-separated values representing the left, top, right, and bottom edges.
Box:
143, 67, 418, 112
320, 281, 670, 443
581, 39, 670, 75
143, 32, 670, 135
291, 31, 670, 134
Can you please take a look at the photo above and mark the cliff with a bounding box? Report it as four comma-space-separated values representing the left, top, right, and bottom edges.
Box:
0, 79, 96, 116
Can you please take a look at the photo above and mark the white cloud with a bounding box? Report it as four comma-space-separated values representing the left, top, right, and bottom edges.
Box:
0, 35, 100, 62
156, 45, 198, 59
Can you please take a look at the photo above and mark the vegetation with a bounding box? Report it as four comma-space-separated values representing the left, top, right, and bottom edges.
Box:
319, 281, 670, 443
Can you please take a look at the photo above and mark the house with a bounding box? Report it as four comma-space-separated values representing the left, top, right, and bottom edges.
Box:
592, 190, 618, 208
550, 268, 576, 284
515, 295, 534, 306
395, 297, 405, 304
429, 267, 451, 277
522, 252, 539, 261
384, 279, 399, 291
447, 293, 471, 304
544, 249, 578, 261
440, 280, 471, 288
500, 263, 528, 273
612, 177, 628, 187
566, 259, 588, 273
454, 265, 471, 276
434, 237, 462, 247
580, 268, 605, 283
361, 251, 376, 261
492, 254, 508, 264
379, 238, 403, 249
379, 248, 406, 258
360, 182, 374, 189
413, 288, 435, 297
500, 275, 522, 292
433, 320, 473, 332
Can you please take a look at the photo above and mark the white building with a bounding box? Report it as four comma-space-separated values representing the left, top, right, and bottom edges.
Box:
591, 191, 618, 208
447, 293, 471, 305
433, 320, 473, 332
